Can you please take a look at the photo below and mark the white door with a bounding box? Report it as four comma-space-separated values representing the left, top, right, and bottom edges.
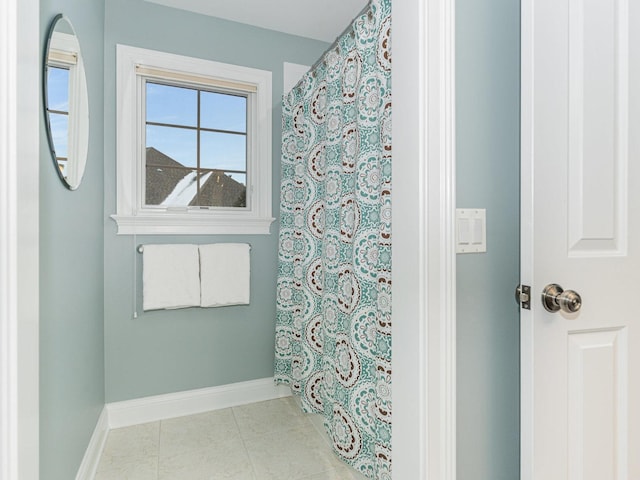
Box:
521, 0, 640, 479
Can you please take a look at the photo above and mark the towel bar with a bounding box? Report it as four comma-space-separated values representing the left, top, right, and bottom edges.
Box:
137, 244, 251, 254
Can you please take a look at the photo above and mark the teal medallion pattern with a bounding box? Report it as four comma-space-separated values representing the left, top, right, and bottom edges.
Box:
275, 1, 391, 478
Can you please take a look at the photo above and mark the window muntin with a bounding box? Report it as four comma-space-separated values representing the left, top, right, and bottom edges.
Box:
143, 81, 248, 209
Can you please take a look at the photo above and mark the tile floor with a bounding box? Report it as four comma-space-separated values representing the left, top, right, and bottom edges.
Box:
95, 397, 367, 480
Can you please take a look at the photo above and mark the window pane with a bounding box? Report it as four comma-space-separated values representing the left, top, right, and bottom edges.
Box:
200, 131, 247, 172
47, 67, 69, 112
145, 162, 198, 207
201, 91, 247, 133
146, 82, 197, 127
192, 170, 246, 208
228, 173, 246, 186
146, 125, 197, 168
49, 112, 68, 159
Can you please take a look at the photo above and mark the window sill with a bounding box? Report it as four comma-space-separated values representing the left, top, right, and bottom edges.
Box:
110, 213, 275, 235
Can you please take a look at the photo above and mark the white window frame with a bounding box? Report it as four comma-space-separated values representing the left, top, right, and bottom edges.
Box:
112, 44, 274, 235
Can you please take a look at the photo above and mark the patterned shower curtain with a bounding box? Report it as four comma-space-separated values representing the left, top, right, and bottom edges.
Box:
274, 0, 391, 478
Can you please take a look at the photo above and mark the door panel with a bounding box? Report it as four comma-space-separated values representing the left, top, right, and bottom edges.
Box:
567, 328, 627, 480
567, 0, 628, 256
521, 0, 639, 478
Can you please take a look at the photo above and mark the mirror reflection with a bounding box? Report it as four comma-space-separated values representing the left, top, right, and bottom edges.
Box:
44, 14, 89, 190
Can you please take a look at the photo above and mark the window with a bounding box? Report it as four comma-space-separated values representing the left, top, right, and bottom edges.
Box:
144, 82, 248, 209
112, 45, 274, 235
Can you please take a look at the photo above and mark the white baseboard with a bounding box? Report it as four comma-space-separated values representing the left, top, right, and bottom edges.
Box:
106, 377, 291, 429
75, 407, 109, 480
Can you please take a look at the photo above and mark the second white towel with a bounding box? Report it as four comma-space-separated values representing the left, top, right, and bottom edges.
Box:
199, 243, 250, 307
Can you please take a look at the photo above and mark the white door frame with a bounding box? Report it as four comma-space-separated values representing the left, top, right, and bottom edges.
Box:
393, 0, 456, 478
0, 0, 40, 478
519, 1, 534, 478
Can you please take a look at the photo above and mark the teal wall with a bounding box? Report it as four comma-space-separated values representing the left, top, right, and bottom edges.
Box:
39, 1, 105, 479
103, 0, 329, 402
456, 0, 521, 479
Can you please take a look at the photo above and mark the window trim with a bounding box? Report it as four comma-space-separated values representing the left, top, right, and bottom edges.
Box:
112, 44, 274, 235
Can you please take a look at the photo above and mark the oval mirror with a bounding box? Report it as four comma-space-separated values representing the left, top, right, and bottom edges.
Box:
43, 15, 89, 190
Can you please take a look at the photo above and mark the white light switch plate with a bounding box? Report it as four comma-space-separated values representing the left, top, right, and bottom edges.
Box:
456, 208, 486, 254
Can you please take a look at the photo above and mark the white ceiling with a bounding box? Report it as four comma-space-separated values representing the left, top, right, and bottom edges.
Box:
144, 0, 369, 43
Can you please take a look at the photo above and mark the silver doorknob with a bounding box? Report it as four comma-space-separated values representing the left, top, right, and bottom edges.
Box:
541, 284, 582, 313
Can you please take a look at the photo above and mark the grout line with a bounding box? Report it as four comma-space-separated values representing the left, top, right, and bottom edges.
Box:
231, 403, 259, 478
308, 413, 332, 447
155, 420, 161, 480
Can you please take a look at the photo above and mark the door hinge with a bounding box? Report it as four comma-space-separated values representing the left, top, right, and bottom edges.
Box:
515, 284, 531, 310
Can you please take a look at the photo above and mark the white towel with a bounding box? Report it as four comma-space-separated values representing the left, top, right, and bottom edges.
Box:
142, 244, 201, 311
199, 243, 250, 307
